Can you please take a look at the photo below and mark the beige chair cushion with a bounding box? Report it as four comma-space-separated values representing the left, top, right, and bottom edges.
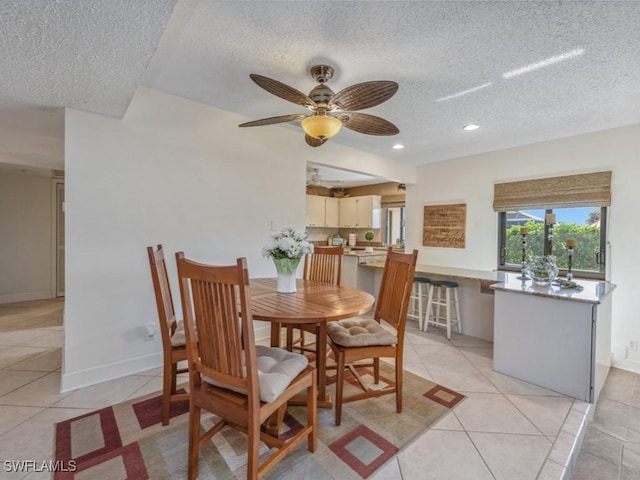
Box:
170, 320, 186, 347
204, 345, 308, 403
254, 345, 308, 402
327, 318, 397, 347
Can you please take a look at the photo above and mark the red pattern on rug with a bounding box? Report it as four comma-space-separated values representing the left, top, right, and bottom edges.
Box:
329, 424, 399, 478
132, 388, 189, 429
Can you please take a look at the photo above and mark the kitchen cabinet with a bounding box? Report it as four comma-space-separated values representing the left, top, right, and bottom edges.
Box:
339, 195, 381, 228
305, 195, 340, 227
338, 197, 357, 228
324, 197, 339, 227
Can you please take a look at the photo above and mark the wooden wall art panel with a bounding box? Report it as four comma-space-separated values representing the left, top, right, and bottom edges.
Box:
423, 203, 466, 248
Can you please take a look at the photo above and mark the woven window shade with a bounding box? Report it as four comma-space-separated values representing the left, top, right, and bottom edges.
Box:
381, 194, 405, 208
493, 171, 611, 211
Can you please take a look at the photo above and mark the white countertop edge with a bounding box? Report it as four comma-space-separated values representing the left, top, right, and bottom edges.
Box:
490, 276, 616, 304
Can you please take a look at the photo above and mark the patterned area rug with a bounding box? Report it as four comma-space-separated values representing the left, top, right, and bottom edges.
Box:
54, 363, 464, 479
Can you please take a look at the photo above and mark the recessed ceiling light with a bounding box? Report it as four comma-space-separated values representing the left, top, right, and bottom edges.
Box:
392, 144, 404, 149
463, 124, 480, 131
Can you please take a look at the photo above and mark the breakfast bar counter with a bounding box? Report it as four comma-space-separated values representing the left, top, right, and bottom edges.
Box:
361, 262, 508, 283
361, 263, 507, 341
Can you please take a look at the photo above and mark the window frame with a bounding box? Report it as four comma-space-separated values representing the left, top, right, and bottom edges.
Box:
497, 207, 607, 280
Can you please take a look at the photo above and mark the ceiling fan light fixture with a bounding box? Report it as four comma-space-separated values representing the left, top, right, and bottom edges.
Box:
301, 115, 342, 139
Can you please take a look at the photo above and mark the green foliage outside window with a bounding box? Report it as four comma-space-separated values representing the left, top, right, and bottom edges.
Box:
505, 222, 601, 271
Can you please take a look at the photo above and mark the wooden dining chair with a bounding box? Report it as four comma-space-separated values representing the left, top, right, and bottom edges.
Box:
175, 253, 317, 480
147, 245, 189, 426
326, 247, 418, 425
285, 245, 343, 355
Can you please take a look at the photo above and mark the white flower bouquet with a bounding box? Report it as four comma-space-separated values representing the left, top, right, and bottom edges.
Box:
263, 228, 313, 292
262, 227, 314, 260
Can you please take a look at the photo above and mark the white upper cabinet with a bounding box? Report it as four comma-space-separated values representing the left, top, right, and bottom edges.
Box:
306, 195, 325, 227
308, 194, 381, 229
338, 195, 381, 228
338, 197, 358, 228
306, 195, 340, 228
324, 197, 340, 227
355, 195, 381, 229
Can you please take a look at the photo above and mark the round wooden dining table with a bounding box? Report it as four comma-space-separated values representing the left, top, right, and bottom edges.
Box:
249, 277, 375, 408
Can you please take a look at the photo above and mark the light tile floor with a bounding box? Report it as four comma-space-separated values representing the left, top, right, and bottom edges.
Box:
0, 298, 638, 479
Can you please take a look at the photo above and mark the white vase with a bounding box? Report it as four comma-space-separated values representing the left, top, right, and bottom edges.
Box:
273, 257, 300, 293
276, 272, 297, 293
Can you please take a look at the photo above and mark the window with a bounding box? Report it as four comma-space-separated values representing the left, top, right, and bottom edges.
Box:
384, 207, 405, 246
498, 207, 606, 279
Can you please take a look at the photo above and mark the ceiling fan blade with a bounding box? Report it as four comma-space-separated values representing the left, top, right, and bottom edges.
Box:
250, 74, 316, 109
305, 135, 327, 147
339, 112, 400, 136
329, 81, 398, 111
239, 114, 306, 127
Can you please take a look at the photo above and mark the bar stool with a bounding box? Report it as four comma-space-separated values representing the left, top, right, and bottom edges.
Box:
424, 280, 462, 339
408, 276, 431, 330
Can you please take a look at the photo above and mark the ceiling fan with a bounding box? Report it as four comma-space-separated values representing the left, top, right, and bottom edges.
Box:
239, 65, 399, 147
306, 168, 341, 189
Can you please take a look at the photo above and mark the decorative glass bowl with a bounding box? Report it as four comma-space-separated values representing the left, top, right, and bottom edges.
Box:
526, 255, 559, 285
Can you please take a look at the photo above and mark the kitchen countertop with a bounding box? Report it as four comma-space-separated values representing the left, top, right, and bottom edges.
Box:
361, 262, 508, 283
342, 247, 396, 257
490, 276, 615, 304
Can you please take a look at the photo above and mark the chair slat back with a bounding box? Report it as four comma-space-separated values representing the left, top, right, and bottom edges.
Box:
304, 245, 343, 286
374, 248, 418, 337
147, 245, 178, 349
176, 253, 258, 395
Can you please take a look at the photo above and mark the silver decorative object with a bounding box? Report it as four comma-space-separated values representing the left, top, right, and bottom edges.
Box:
526, 255, 559, 285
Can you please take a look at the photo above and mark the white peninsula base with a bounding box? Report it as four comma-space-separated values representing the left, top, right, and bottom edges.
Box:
492, 278, 614, 403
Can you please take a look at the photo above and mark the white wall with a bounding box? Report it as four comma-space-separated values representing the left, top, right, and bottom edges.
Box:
63, 87, 413, 391
406, 123, 640, 372
0, 171, 54, 303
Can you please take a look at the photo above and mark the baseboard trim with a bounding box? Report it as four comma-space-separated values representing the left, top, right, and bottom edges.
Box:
611, 358, 640, 375
60, 323, 277, 392
0, 291, 53, 304
61, 352, 163, 392
254, 324, 271, 343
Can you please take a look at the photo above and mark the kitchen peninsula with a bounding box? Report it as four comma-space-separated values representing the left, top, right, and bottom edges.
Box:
491, 277, 615, 402
340, 248, 388, 295
362, 260, 615, 403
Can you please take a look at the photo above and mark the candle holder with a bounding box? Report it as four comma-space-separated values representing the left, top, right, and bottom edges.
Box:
545, 213, 556, 255
517, 232, 529, 280
566, 246, 574, 281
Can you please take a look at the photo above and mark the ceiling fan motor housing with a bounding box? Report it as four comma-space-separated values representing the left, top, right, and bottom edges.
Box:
310, 65, 334, 84
309, 84, 335, 105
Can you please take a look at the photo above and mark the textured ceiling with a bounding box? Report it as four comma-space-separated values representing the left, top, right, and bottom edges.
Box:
0, 0, 177, 168
1, 1, 640, 177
